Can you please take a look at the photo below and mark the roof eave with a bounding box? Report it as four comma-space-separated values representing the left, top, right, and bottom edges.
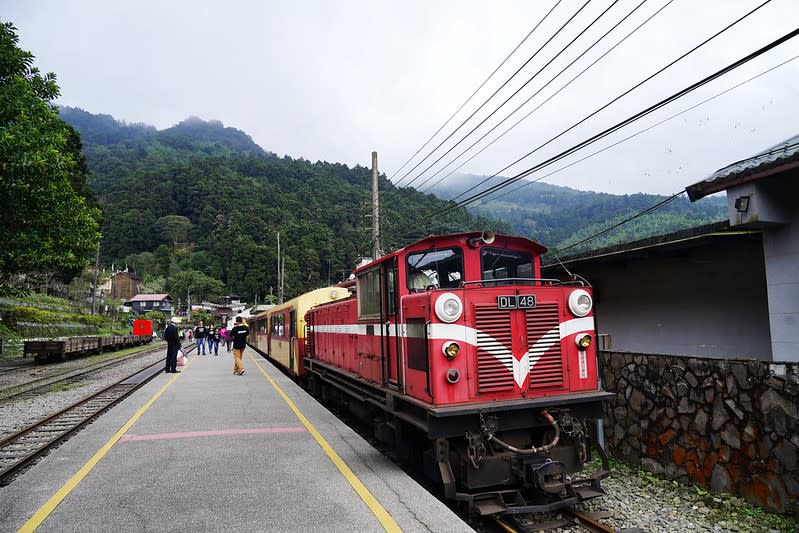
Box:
686, 159, 799, 201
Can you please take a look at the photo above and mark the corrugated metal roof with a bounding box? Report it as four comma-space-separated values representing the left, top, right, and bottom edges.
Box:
129, 293, 171, 301
686, 133, 799, 201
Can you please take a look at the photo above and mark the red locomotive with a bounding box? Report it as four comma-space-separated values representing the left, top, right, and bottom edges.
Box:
269, 231, 612, 515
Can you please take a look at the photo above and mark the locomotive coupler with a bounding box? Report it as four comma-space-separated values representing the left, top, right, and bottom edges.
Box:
524, 458, 567, 494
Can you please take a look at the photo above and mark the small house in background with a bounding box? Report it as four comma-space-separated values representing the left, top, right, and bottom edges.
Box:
127, 294, 173, 315
192, 296, 248, 326
111, 271, 142, 301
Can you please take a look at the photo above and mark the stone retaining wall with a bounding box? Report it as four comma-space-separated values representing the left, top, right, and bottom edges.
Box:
600, 351, 798, 514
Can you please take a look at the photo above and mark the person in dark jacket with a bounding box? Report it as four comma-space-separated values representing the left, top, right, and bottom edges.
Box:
164, 322, 181, 373
194, 321, 207, 355
207, 326, 219, 356
230, 316, 249, 376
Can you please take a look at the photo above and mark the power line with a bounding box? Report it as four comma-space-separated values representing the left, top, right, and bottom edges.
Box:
426, 0, 780, 219
390, 0, 593, 191
549, 191, 685, 255
480, 54, 799, 206
414, 0, 664, 195
398, 0, 624, 193
396, 0, 609, 193
386, 0, 563, 187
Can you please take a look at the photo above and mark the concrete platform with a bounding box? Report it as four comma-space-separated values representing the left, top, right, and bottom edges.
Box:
0, 349, 473, 532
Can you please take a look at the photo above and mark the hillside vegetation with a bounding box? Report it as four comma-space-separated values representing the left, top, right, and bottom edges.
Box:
431, 174, 726, 253
59, 107, 727, 304
59, 107, 502, 304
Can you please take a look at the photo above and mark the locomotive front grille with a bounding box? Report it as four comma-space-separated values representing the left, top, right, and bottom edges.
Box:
475, 305, 515, 393
474, 302, 564, 393
525, 303, 564, 388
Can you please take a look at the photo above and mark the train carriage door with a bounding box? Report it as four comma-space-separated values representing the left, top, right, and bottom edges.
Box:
382, 257, 402, 389
267, 315, 273, 357
289, 309, 297, 373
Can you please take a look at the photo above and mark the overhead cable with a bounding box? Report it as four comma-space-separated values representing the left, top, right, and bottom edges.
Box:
391, 0, 593, 191
480, 54, 799, 206
398, 0, 624, 193
417, 0, 674, 192
418, 0, 671, 194
549, 191, 685, 256
428, 1, 781, 218
386, 0, 563, 187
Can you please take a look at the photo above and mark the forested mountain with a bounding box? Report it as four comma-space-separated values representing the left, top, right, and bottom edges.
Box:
60, 108, 500, 303
430, 174, 726, 253
61, 107, 724, 304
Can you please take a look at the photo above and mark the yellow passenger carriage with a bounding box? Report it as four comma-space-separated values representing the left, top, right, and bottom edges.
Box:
252, 287, 350, 376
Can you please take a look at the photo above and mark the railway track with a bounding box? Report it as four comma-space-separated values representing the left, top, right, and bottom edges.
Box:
0, 360, 166, 486
0, 343, 168, 401
494, 508, 622, 533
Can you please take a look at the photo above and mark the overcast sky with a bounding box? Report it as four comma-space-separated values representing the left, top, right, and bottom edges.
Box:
5, 0, 799, 196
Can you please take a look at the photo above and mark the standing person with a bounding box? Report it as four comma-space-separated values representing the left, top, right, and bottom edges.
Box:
207, 325, 219, 356
220, 324, 232, 352
194, 321, 207, 355
164, 321, 181, 373
230, 316, 249, 376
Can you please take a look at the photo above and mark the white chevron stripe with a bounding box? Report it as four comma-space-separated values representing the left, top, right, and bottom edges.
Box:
310, 316, 595, 389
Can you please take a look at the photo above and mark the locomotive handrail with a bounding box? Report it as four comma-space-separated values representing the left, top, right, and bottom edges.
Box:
461, 278, 586, 287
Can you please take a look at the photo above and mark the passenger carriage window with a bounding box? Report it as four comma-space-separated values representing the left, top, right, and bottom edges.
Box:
481, 248, 535, 284
406, 248, 464, 291
271, 314, 285, 337
357, 267, 381, 319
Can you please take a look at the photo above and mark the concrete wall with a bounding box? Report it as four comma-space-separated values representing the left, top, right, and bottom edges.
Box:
600, 351, 798, 514
759, 175, 799, 362
586, 238, 772, 360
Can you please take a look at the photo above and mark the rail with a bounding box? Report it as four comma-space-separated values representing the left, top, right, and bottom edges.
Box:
0, 343, 167, 401
0, 359, 165, 485
494, 509, 618, 533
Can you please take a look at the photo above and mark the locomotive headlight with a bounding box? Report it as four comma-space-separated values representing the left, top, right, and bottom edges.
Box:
575, 333, 593, 350
568, 289, 593, 317
435, 293, 463, 323
442, 341, 460, 360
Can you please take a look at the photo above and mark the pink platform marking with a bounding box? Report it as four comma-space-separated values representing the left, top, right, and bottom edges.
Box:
120, 427, 307, 442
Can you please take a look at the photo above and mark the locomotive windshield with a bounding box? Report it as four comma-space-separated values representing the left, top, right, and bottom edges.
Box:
406, 248, 464, 290
481, 247, 534, 283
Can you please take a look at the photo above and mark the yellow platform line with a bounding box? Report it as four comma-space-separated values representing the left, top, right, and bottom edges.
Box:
250, 354, 402, 533
18, 363, 187, 533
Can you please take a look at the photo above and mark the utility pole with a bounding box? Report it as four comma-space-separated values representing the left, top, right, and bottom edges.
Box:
277, 231, 282, 304
371, 151, 381, 260
280, 256, 285, 304
91, 244, 100, 315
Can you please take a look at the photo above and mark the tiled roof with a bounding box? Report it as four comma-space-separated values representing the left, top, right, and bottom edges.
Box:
686, 133, 799, 201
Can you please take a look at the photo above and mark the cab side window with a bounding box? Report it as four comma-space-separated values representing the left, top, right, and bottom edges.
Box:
406, 248, 464, 291
357, 267, 381, 319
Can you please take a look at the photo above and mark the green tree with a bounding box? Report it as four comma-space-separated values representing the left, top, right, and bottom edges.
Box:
157, 215, 193, 247
0, 22, 101, 283
167, 269, 225, 304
